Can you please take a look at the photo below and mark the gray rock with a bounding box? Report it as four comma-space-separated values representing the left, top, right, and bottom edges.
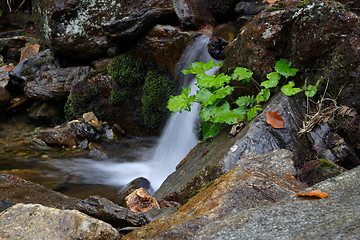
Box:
10, 49, 59, 84
236, 149, 296, 176
198, 166, 360, 240
76, 195, 146, 228
0, 65, 11, 88
142, 207, 178, 223
0, 203, 119, 240
235, 1, 267, 15
154, 93, 309, 202
28, 101, 65, 125
0, 200, 15, 212
25, 66, 92, 100
173, 0, 216, 28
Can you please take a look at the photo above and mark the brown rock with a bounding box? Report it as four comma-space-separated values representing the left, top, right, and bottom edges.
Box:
125, 188, 160, 214
123, 167, 307, 239
37, 127, 77, 147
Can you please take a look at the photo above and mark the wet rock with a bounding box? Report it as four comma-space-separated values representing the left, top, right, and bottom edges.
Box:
116, 177, 152, 206
308, 123, 360, 168
207, 37, 228, 60
299, 158, 346, 185
92, 58, 112, 71
103, 8, 174, 44
28, 137, 52, 150
33, 0, 174, 60
25, 66, 92, 100
123, 167, 307, 239
173, 0, 216, 29
10, 49, 59, 85
0, 203, 119, 240
0, 65, 12, 88
76, 195, 146, 229
135, 25, 199, 74
235, 0, 267, 15
126, 188, 160, 214
142, 207, 178, 223
154, 93, 309, 202
88, 148, 109, 161
207, 0, 239, 16
223, 0, 360, 112
0, 200, 15, 212
37, 126, 77, 147
0, 87, 11, 109
0, 173, 80, 209
28, 101, 64, 125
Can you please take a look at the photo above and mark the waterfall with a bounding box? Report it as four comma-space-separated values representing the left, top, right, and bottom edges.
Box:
148, 35, 217, 190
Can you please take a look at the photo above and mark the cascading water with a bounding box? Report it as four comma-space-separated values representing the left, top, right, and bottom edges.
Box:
147, 35, 218, 190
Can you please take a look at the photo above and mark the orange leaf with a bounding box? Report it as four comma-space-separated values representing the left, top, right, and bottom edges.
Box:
266, 111, 284, 128
296, 190, 329, 199
284, 174, 296, 179
4, 65, 14, 72
7, 177, 27, 182
266, 0, 280, 3
20, 43, 41, 63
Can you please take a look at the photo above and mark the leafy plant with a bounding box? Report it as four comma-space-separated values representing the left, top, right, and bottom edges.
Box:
168, 59, 317, 140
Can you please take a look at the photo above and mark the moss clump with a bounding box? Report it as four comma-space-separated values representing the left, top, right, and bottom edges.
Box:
268, 2, 286, 11
107, 53, 146, 86
142, 70, 175, 129
319, 158, 336, 168
64, 95, 76, 120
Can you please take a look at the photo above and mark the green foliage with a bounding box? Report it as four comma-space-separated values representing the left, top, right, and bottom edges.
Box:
168, 59, 317, 141
0, 9, 3, 17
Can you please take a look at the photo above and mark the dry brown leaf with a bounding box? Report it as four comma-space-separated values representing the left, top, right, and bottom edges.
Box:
4, 65, 14, 72
20, 43, 41, 62
284, 174, 296, 179
296, 190, 329, 199
266, 111, 284, 128
266, 0, 281, 3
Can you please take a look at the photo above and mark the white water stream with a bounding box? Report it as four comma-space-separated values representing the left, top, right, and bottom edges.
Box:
45, 35, 217, 193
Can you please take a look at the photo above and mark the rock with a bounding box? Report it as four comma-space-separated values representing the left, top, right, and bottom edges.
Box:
173, 0, 216, 29
207, 0, 239, 16
37, 126, 77, 147
122, 167, 307, 239
154, 93, 309, 202
10, 49, 59, 85
28, 137, 52, 150
28, 101, 64, 125
0, 65, 12, 88
135, 25, 199, 74
299, 158, 346, 185
116, 177, 152, 206
142, 207, 178, 223
25, 66, 92, 100
76, 195, 146, 229
308, 123, 360, 168
33, 0, 174, 60
0, 87, 11, 109
235, 149, 297, 176
92, 58, 112, 71
0, 173, 80, 209
83, 111, 99, 123
103, 8, 175, 44
0, 203, 119, 240
207, 37, 228, 60
125, 188, 160, 214
0, 200, 16, 212
235, 0, 267, 15
223, 0, 360, 112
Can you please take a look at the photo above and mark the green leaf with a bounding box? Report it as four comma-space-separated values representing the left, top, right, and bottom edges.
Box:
196, 86, 234, 107
0, 9, 2, 17
196, 73, 232, 89
231, 67, 253, 82
304, 84, 318, 97
261, 72, 281, 89
235, 95, 255, 108
182, 60, 223, 74
281, 81, 301, 96
200, 105, 217, 122
167, 87, 195, 112
247, 105, 263, 121
256, 88, 271, 103
275, 59, 299, 78
201, 123, 221, 141
213, 102, 246, 124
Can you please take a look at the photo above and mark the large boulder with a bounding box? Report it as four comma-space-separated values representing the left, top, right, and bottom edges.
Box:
32, 0, 174, 60
0, 203, 119, 240
222, 0, 360, 112
154, 93, 310, 202
123, 166, 307, 239
124, 165, 360, 239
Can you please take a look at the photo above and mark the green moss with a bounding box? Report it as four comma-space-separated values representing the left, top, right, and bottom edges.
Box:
141, 70, 175, 129
181, 181, 214, 204
297, 0, 312, 8
64, 95, 76, 120
107, 53, 146, 87
319, 158, 336, 168
268, 2, 286, 11
109, 87, 127, 105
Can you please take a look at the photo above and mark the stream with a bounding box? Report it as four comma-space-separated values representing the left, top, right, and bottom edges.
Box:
0, 35, 215, 200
